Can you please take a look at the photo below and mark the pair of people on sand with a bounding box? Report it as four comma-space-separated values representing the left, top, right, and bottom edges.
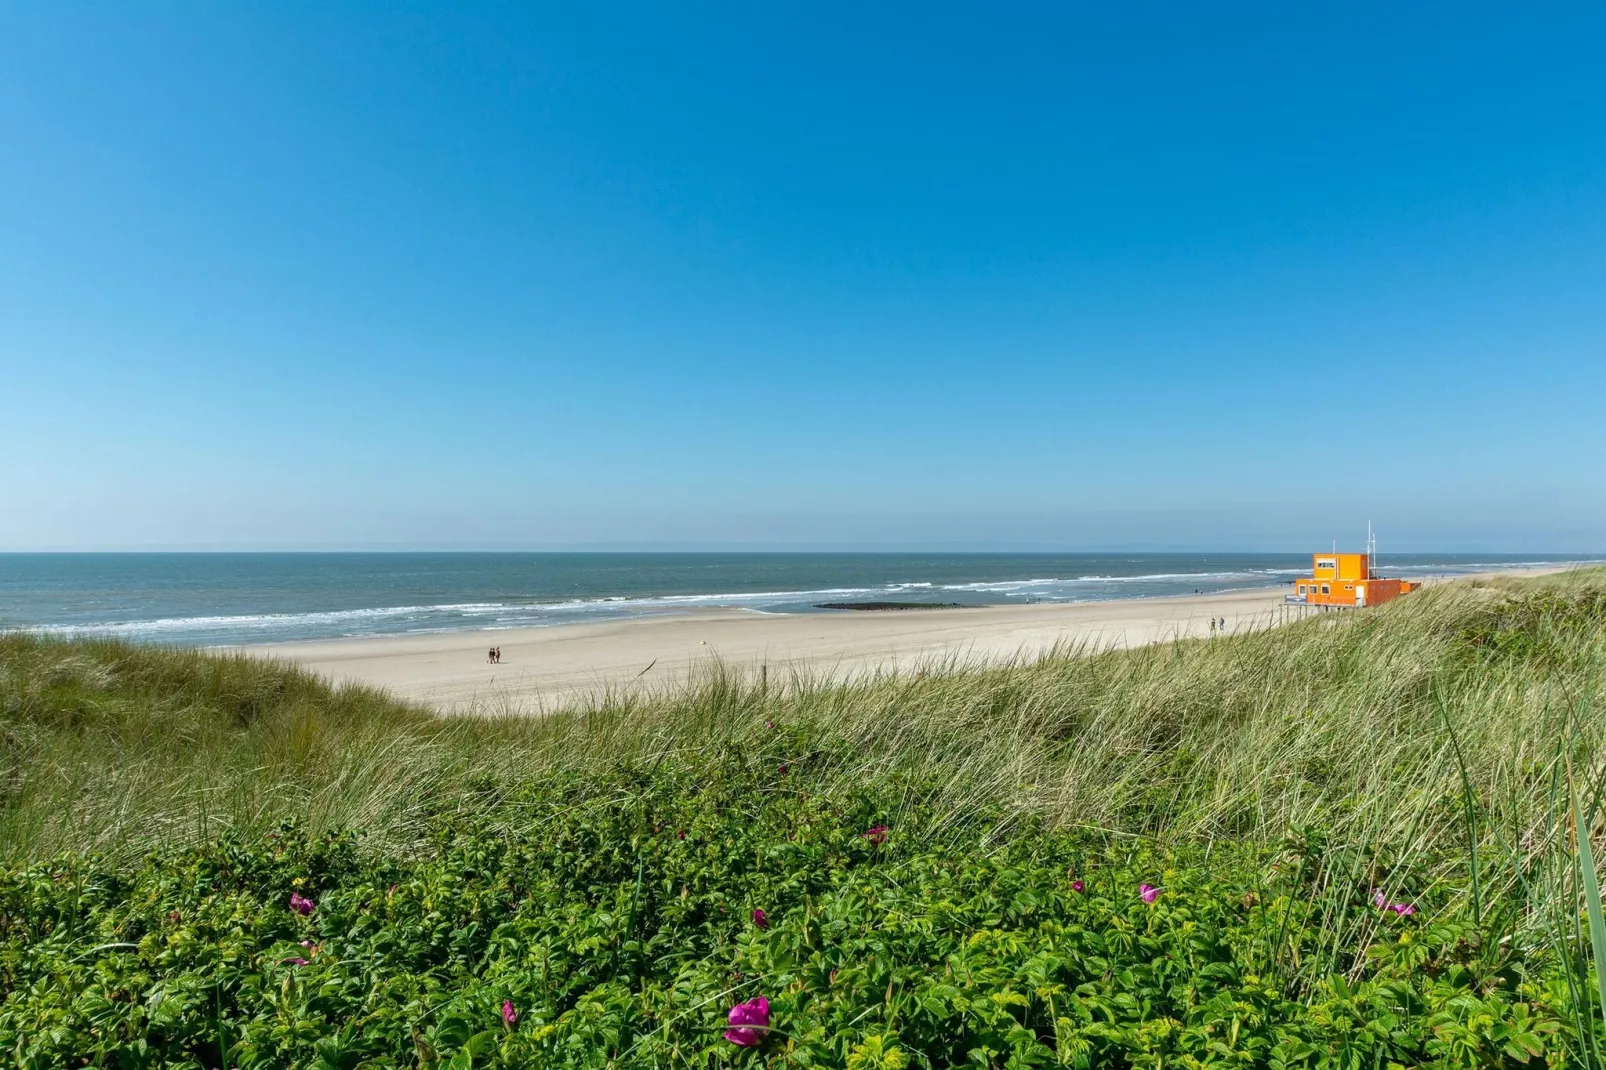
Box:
487, 646, 502, 664
1208, 617, 1227, 634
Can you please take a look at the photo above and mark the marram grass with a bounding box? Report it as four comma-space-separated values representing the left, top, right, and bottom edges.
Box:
5, 570, 1603, 870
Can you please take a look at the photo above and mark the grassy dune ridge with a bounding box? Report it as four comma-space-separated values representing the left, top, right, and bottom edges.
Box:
2, 569, 1605, 1066
4, 571, 1603, 868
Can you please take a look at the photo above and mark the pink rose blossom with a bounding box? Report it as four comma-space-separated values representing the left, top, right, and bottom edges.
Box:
1070, 880, 1085, 893
502, 999, 518, 1027
751, 908, 768, 929
1140, 884, 1159, 904
862, 825, 889, 845
1375, 891, 1417, 917
288, 892, 315, 915
724, 996, 770, 1047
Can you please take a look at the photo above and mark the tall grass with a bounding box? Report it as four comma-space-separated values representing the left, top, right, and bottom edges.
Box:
3, 570, 1602, 867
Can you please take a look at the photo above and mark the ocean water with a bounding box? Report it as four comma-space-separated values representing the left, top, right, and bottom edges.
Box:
0, 552, 1590, 647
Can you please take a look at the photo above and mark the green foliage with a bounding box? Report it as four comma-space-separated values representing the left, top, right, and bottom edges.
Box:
1453, 587, 1606, 672
0, 759, 1575, 1067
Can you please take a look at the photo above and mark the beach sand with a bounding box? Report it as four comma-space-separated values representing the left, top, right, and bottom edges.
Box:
258, 586, 1293, 713
258, 567, 1577, 714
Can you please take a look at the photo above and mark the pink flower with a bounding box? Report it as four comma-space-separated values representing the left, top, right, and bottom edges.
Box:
765, 719, 774, 729
862, 825, 889, 845
1140, 884, 1159, 904
1375, 892, 1416, 916
1070, 880, 1085, 893
751, 908, 768, 929
288, 892, 315, 915
502, 999, 517, 1027
281, 956, 309, 966
724, 996, 770, 1047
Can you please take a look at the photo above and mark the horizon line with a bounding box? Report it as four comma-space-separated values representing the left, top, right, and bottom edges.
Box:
1, 546, 1600, 557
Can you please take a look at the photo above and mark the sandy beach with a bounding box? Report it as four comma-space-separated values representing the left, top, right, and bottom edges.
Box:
255, 585, 1292, 713
257, 567, 1580, 714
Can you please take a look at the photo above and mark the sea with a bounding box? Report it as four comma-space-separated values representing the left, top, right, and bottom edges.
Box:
0, 552, 1592, 648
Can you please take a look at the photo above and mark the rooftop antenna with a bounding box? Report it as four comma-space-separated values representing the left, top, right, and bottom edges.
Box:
1367, 521, 1376, 578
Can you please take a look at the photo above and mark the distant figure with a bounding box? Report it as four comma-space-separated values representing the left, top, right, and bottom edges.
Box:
494, 646, 502, 664
1218, 617, 1226, 631
488, 647, 496, 664
1209, 618, 1216, 634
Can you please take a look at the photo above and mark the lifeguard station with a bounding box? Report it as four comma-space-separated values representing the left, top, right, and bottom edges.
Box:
1286, 529, 1419, 610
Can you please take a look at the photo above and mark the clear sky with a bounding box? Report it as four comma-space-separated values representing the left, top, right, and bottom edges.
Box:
2, 4, 1602, 552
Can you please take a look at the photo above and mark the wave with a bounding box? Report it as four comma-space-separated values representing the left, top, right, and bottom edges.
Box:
938, 569, 1307, 593
1069, 569, 1305, 583
29, 603, 503, 637
1382, 560, 1577, 572
938, 578, 1065, 592
21, 585, 906, 643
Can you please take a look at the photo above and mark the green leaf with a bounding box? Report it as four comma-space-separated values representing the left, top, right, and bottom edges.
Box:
1575, 789, 1606, 1045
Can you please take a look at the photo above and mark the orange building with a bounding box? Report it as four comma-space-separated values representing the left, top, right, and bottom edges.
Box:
1287, 552, 1419, 608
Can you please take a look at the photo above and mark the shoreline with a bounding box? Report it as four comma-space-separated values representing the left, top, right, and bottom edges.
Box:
257, 565, 1580, 714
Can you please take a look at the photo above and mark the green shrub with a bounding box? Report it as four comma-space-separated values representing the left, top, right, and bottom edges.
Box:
0, 759, 1573, 1067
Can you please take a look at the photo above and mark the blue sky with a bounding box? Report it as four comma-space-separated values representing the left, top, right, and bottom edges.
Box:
2, 3, 1602, 552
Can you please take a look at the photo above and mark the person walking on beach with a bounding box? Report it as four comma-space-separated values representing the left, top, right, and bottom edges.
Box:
488, 646, 499, 664
1209, 618, 1216, 635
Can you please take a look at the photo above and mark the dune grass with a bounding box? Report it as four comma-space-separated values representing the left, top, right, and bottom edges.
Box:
5, 570, 1604, 871
3, 568, 1606, 1065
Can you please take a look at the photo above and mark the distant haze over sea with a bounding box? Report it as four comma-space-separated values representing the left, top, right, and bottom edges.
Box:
0, 553, 1594, 648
